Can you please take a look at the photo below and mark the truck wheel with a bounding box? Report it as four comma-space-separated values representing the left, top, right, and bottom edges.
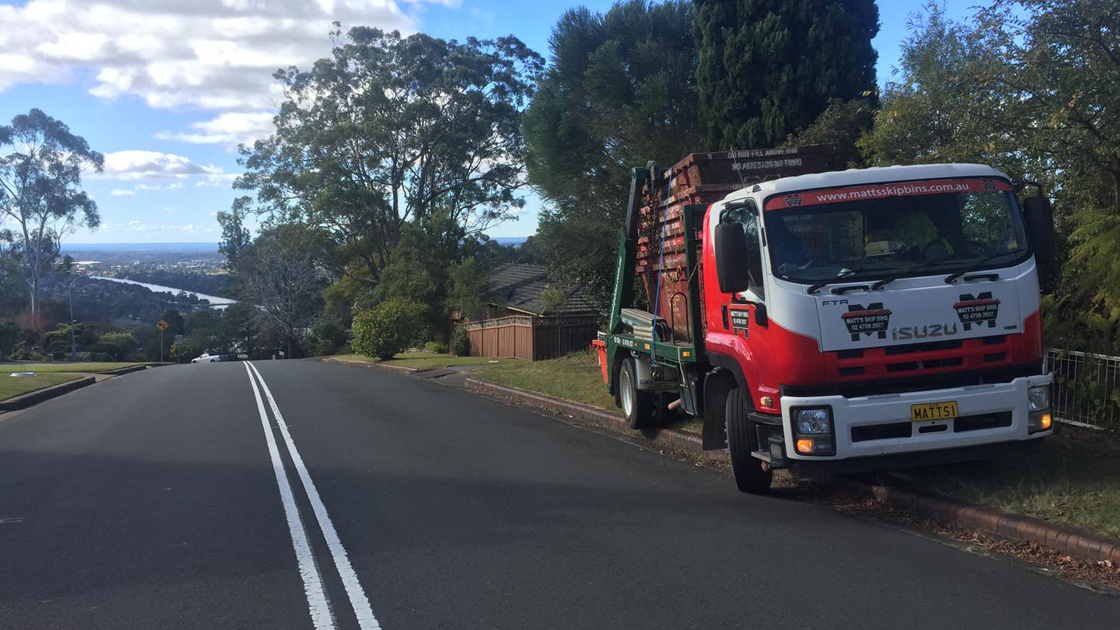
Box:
725, 388, 773, 494
619, 358, 653, 430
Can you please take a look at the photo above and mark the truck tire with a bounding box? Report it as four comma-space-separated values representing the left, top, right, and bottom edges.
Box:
619, 358, 653, 430
725, 388, 773, 494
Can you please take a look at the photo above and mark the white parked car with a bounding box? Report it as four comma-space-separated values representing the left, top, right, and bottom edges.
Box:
191, 353, 221, 363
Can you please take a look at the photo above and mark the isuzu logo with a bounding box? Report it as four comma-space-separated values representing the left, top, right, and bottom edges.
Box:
892, 323, 959, 341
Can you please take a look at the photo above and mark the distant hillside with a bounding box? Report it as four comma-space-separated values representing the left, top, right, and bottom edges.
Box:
490, 236, 528, 246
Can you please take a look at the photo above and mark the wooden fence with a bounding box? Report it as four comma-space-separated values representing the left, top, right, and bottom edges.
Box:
464, 314, 599, 361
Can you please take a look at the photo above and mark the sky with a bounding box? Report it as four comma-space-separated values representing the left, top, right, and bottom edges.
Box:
0, 0, 982, 245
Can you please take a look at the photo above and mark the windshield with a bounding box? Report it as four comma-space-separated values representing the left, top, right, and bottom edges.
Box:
763, 178, 1030, 283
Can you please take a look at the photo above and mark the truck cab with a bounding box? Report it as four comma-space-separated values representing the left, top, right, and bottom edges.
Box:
706, 163, 1055, 482
601, 152, 1056, 493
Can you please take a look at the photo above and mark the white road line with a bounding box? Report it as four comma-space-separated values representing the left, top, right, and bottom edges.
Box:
248, 361, 382, 630
244, 363, 336, 630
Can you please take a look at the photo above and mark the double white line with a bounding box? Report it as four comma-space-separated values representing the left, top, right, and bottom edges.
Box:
245, 362, 382, 630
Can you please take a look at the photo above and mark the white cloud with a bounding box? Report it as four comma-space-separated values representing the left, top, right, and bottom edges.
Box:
101, 150, 225, 180
157, 111, 276, 146
109, 188, 136, 196
0, 0, 430, 113
166, 182, 184, 190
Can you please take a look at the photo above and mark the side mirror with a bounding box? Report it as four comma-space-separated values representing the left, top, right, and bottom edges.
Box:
1023, 195, 1055, 264
715, 223, 750, 293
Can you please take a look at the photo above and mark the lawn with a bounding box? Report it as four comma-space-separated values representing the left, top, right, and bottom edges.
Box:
0, 373, 82, 401
891, 426, 1120, 540
0, 362, 147, 374
473, 350, 704, 433
329, 352, 511, 371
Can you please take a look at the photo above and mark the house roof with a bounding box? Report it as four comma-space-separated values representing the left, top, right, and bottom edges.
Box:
483, 264, 598, 316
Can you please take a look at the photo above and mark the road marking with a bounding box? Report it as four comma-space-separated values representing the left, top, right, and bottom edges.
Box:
245, 363, 335, 630
249, 362, 382, 630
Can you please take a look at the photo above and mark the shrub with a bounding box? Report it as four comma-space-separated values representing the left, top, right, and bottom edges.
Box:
314, 338, 337, 357
451, 325, 470, 357
423, 340, 448, 354
352, 299, 425, 360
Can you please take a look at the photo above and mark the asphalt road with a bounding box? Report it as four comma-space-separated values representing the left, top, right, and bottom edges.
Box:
1, 360, 1117, 629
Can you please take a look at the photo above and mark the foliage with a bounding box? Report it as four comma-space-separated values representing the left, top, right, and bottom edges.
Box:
693, 0, 879, 151
236, 26, 542, 286
0, 318, 18, 359
0, 109, 102, 314
423, 340, 448, 354
236, 226, 325, 358
217, 197, 253, 271
450, 325, 470, 357
447, 256, 488, 321
540, 286, 566, 315
352, 299, 426, 360
90, 331, 139, 361
785, 98, 876, 167
862, 0, 1120, 355
523, 0, 700, 311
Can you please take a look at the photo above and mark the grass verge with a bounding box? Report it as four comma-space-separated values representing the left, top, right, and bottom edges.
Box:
891, 426, 1120, 540
473, 350, 616, 411
0, 362, 146, 374
329, 352, 512, 371
0, 373, 82, 401
471, 350, 704, 433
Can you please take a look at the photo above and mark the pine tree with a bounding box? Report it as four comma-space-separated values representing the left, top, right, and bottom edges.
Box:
694, 0, 880, 150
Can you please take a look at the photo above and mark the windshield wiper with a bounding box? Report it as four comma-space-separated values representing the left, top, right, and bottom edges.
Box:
944, 251, 1022, 284
806, 260, 905, 294
870, 258, 953, 290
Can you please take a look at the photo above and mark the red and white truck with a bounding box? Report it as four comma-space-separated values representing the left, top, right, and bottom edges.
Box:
597, 146, 1056, 493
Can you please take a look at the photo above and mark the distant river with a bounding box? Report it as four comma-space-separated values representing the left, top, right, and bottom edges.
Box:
90, 276, 236, 309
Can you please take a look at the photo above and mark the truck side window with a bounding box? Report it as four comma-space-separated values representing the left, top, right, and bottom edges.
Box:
743, 211, 765, 299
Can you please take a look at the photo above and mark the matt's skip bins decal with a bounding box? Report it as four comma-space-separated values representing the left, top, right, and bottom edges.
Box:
842, 303, 892, 341
953, 292, 1001, 331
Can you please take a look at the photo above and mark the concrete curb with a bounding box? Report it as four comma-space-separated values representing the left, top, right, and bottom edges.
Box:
464, 378, 727, 462
463, 376, 1120, 565
323, 357, 418, 376
0, 376, 96, 411
97, 365, 150, 377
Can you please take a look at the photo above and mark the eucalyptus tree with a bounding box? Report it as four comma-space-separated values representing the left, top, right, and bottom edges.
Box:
0, 109, 102, 315
235, 27, 543, 287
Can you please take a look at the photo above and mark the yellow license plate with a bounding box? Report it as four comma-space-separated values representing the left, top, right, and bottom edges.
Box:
911, 401, 958, 422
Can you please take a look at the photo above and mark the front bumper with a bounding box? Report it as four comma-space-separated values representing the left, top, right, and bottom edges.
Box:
779, 373, 1052, 470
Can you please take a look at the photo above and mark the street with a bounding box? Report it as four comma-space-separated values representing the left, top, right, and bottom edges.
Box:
0, 361, 1117, 629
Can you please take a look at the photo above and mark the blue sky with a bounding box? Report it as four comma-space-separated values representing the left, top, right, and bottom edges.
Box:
0, 0, 981, 244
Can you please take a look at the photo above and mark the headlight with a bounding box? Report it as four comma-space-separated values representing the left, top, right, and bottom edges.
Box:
792, 407, 835, 456
795, 408, 832, 434
1028, 385, 1051, 412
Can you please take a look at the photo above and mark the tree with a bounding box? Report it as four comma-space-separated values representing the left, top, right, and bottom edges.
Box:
0, 109, 102, 314
859, 5, 1007, 169
523, 0, 700, 311
236, 26, 543, 288
860, 0, 1120, 354
694, 0, 879, 151
237, 226, 325, 359
217, 197, 253, 271
447, 256, 488, 321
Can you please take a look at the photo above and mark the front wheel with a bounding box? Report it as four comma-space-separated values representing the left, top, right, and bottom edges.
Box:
725, 388, 773, 494
618, 358, 653, 430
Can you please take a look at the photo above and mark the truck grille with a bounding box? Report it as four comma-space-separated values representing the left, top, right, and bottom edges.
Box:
832, 336, 1011, 381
